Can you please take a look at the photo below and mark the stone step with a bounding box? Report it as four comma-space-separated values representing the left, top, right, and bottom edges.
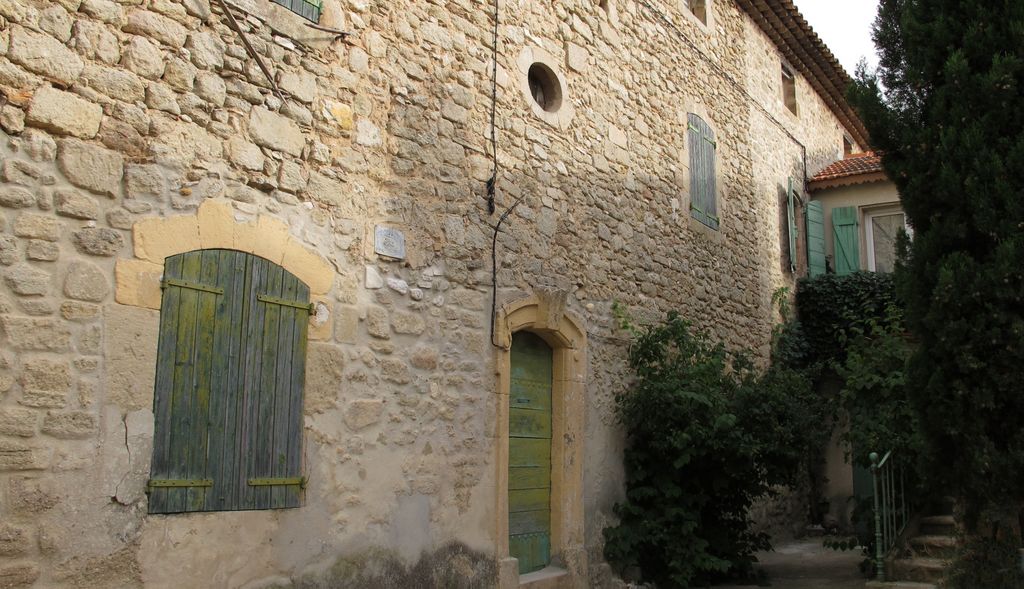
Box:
908, 534, 958, 558
889, 556, 948, 584
918, 514, 957, 536
865, 581, 937, 589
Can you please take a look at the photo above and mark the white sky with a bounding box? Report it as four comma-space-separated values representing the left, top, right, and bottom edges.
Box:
791, 0, 881, 75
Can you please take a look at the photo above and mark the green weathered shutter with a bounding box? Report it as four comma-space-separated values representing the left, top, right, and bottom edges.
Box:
688, 114, 719, 230
805, 200, 827, 277
508, 332, 553, 574
832, 206, 860, 275
149, 250, 309, 514
787, 177, 798, 273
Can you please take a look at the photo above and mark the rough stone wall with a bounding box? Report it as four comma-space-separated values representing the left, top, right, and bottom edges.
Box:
0, 0, 861, 586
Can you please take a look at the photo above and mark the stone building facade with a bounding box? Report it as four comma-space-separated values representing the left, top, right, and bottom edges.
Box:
0, 0, 866, 586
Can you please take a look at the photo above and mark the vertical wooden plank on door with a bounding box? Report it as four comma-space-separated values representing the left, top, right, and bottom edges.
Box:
508, 331, 553, 575
285, 280, 310, 508
240, 255, 267, 510
220, 251, 249, 510
253, 262, 283, 510
184, 250, 219, 512
269, 272, 299, 508
166, 252, 202, 513
205, 249, 236, 511
149, 254, 183, 514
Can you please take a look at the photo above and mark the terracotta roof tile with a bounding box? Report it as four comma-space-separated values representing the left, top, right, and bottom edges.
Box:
811, 152, 884, 182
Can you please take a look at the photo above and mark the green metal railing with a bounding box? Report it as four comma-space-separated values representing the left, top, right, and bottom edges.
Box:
870, 450, 909, 581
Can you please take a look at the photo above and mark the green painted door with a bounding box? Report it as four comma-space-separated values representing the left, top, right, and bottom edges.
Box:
508, 331, 553, 574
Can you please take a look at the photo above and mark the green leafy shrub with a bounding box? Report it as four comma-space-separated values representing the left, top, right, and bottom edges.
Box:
603, 313, 828, 587
945, 534, 1024, 589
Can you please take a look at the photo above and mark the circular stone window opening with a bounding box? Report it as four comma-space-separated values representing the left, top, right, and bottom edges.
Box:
528, 63, 563, 113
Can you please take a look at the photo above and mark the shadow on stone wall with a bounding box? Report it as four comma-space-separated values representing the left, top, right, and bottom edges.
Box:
286, 542, 496, 589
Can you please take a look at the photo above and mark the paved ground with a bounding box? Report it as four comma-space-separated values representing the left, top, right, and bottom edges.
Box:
717, 539, 869, 589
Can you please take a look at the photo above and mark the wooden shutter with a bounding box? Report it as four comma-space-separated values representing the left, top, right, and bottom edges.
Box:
149, 250, 309, 514
832, 206, 861, 275
688, 114, 719, 230
787, 177, 798, 273
805, 200, 827, 277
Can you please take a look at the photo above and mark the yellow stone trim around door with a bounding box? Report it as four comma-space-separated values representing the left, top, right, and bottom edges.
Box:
494, 293, 587, 589
115, 200, 335, 313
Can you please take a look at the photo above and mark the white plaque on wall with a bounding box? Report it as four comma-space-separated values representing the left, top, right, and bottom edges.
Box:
374, 226, 406, 260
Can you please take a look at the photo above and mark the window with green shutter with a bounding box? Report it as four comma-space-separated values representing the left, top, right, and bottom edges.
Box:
832, 206, 861, 275
805, 200, 827, 277
688, 113, 719, 230
148, 249, 310, 514
786, 177, 799, 273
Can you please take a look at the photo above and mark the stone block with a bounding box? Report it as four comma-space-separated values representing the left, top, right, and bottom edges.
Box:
20, 357, 71, 396
39, 6, 71, 42
4, 264, 49, 296
0, 524, 29, 557
410, 345, 439, 370
344, 399, 383, 431
25, 240, 58, 262
54, 190, 99, 220
82, 62, 144, 101
64, 260, 110, 302
1, 160, 40, 186
7, 477, 59, 514
72, 227, 125, 256
0, 102, 25, 133
1, 316, 71, 351
122, 35, 165, 79
104, 304, 157, 410
304, 342, 343, 414
0, 408, 38, 437
194, 71, 226, 105
123, 10, 187, 48
133, 214, 200, 263
114, 259, 162, 310
0, 186, 35, 208
149, 116, 222, 166
57, 139, 124, 197
162, 56, 196, 91
278, 70, 316, 103
392, 310, 425, 335
186, 31, 224, 69
144, 81, 180, 115
355, 119, 382, 146
0, 236, 18, 265
366, 306, 390, 339
380, 358, 411, 384
98, 117, 146, 156
277, 160, 306, 193
228, 136, 264, 171
25, 85, 102, 139
70, 19, 121, 65
13, 213, 60, 241
335, 304, 358, 344
279, 239, 333, 296
305, 171, 345, 208
249, 106, 304, 156
8, 26, 84, 85
80, 0, 124, 24
0, 439, 50, 470
41, 410, 98, 439
123, 163, 170, 200
324, 101, 354, 131
61, 301, 100, 321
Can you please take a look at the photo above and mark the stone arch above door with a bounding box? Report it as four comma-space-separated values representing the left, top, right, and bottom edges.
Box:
113, 199, 334, 310
494, 291, 587, 588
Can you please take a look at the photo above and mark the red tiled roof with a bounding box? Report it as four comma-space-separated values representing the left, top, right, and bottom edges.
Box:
811, 152, 884, 181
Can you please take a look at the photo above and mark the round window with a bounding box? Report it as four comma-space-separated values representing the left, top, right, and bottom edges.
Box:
528, 63, 563, 113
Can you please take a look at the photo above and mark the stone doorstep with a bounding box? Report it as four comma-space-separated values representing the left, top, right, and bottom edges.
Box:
518, 566, 570, 589
865, 582, 936, 589
889, 556, 947, 584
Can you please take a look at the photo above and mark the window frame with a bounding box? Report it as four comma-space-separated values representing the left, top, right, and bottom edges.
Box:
864, 206, 909, 272
269, 0, 322, 23
782, 63, 798, 115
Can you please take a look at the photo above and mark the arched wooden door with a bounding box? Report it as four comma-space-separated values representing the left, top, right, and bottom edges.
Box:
508, 331, 553, 573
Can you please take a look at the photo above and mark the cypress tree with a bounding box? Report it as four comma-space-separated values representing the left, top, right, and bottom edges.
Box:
849, 0, 1024, 534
